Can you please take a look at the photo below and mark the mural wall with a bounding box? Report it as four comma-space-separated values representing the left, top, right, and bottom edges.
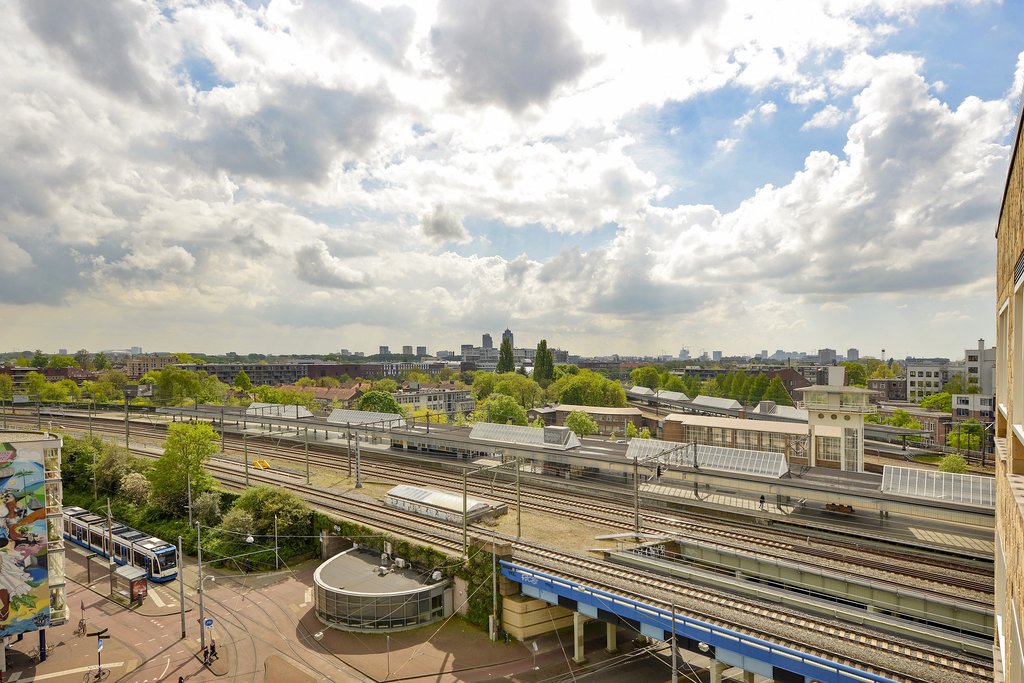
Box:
0, 442, 50, 635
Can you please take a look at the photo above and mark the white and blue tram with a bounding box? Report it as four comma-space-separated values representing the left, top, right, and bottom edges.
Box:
62, 506, 178, 582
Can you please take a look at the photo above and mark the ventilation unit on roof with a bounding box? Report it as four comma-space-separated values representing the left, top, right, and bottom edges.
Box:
394, 558, 407, 569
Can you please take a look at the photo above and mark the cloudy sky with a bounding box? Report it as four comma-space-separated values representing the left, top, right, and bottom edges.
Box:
2, 0, 1022, 359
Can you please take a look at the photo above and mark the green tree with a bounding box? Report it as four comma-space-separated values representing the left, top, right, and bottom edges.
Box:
193, 491, 222, 527
355, 389, 403, 414
762, 376, 794, 406
120, 472, 151, 506
496, 337, 515, 374
93, 352, 110, 371
230, 485, 312, 558
534, 340, 554, 387
888, 409, 923, 430
946, 419, 984, 453
938, 453, 969, 474
95, 443, 147, 498
869, 362, 896, 379
942, 374, 966, 395
550, 369, 626, 407
0, 374, 12, 401
372, 378, 399, 394
30, 349, 49, 368
841, 362, 867, 387
471, 372, 499, 401
630, 366, 661, 392
638, 427, 652, 439
25, 371, 47, 399
233, 370, 253, 393
47, 355, 77, 369
661, 373, 686, 393
919, 392, 952, 413
744, 374, 770, 406
148, 422, 219, 517
626, 421, 639, 438
492, 372, 543, 408
474, 394, 528, 425
73, 349, 92, 370
565, 411, 599, 437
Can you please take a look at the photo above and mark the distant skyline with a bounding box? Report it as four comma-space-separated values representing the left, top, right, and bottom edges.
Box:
2, 1, 1022, 359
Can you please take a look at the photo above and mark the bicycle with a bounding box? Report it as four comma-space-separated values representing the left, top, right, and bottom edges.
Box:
87, 666, 109, 680
73, 617, 87, 637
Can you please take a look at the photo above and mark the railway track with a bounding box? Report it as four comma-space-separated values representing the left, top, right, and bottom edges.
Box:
14, 412, 992, 598
7, 411, 994, 681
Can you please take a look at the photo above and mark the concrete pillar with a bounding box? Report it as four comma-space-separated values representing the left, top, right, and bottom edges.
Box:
741, 671, 755, 683
573, 612, 587, 664
709, 660, 728, 683
605, 622, 617, 653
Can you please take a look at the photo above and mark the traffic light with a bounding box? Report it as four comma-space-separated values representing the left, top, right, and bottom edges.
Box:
656, 465, 662, 478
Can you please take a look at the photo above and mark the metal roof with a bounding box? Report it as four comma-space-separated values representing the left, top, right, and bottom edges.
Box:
880, 465, 994, 507
326, 409, 406, 428
689, 395, 742, 410
626, 438, 789, 477
469, 422, 581, 450
664, 413, 808, 435
386, 484, 492, 515
246, 403, 313, 419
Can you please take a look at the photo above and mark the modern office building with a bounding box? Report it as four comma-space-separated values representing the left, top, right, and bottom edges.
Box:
847, 348, 859, 362
482, 333, 493, 349
502, 328, 514, 348
905, 359, 956, 400
416, 346, 427, 357
379, 346, 390, 356
818, 348, 837, 366
993, 100, 1024, 683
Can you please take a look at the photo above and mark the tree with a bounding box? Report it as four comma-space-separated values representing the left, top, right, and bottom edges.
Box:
626, 421, 639, 438
762, 376, 794, 406
549, 369, 626, 407
946, 419, 984, 453
496, 336, 515, 374
474, 394, 528, 425
148, 422, 219, 517
234, 370, 253, 393
93, 352, 110, 371
471, 372, 499, 400
0, 374, 12, 401
841, 362, 867, 387
630, 366, 661, 392
74, 349, 92, 370
869, 362, 896, 379
534, 340, 554, 387
120, 472, 151, 506
355, 390, 403, 414
638, 427, 652, 439
30, 349, 48, 368
492, 372, 543, 408
565, 411, 599, 437
372, 378, 399, 394
193, 491, 222, 527
230, 485, 312, 550
47, 355, 77, 369
744, 374, 770, 406
410, 407, 448, 425
95, 443, 147, 498
919, 392, 952, 413
888, 409, 923, 430
938, 453, 969, 474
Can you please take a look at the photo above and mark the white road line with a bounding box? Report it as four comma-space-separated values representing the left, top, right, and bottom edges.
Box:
148, 589, 167, 608
6, 661, 125, 681
159, 655, 170, 679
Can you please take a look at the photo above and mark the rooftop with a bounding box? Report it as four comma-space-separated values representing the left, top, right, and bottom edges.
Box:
314, 547, 442, 595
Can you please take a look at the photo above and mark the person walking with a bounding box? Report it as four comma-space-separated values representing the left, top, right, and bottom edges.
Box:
758, 495, 766, 510
202, 645, 210, 666
210, 640, 218, 660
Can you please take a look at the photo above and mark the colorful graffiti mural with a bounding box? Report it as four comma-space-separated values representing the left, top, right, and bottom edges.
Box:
0, 443, 49, 635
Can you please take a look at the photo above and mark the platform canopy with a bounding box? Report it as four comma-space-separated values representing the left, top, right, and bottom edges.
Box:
880, 465, 994, 507
626, 438, 789, 478
326, 408, 406, 428
469, 422, 581, 450
246, 403, 313, 419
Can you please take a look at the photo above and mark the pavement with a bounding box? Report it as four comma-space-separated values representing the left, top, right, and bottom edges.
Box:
2, 546, 697, 683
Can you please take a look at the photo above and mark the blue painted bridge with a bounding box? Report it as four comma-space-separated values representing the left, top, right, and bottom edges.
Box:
501, 560, 902, 683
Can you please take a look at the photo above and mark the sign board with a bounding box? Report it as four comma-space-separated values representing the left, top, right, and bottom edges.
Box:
204, 618, 214, 628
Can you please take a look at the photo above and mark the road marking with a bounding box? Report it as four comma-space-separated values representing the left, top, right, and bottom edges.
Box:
6, 662, 125, 681
159, 655, 170, 678
303, 588, 312, 605
149, 589, 166, 608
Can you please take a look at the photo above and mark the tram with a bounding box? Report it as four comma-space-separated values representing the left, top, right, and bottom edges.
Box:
62, 506, 178, 582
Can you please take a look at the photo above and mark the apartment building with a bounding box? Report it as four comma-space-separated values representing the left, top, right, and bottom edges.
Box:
965, 338, 997, 394
905, 359, 959, 400
125, 354, 177, 379
993, 101, 1024, 683
395, 383, 474, 417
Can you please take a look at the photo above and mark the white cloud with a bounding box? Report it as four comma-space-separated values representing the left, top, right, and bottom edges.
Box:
801, 104, 847, 130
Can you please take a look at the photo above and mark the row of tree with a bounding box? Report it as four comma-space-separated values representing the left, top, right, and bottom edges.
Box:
629, 366, 794, 407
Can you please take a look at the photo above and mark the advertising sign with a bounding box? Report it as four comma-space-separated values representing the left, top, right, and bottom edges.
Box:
0, 442, 50, 635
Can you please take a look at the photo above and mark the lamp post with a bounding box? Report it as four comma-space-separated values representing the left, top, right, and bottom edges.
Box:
197, 522, 208, 652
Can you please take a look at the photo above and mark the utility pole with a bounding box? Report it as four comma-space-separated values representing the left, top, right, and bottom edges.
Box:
346, 424, 352, 478
516, 457, 522, 540
197, 522, 208, 651
671, 602, 678, 683
106, 498, 115, 595
304, 427, 310, 484
462, 468, 468, 559
243, 432, 249, 488
354, 437, 363, 489
123, 390, 129, 452
633, 457, 640, 536
178, 536, 186, 639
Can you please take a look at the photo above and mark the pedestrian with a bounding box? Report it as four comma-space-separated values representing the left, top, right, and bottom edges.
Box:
210, 640, 218, 660
758, 495, 766, 510
178, 677, 184, 683
202, 645, 209, 665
